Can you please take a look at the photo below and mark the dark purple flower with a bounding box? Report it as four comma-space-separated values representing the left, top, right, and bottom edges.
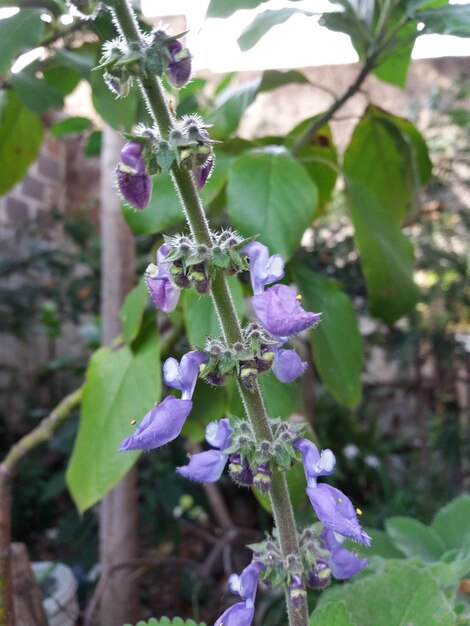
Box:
272, 348, 307, 383
253, 464, 272, 493
177, 418, 233, 482
193, 155, 214, 189
242, 242, 285, 295
215, 561, 264, 626
165, 39, 192, 88
252, 284, 321, 337
323, 530, 368, 579
306, 558, 330, 589
119, 396, 192, 451
228, 453, 254, 486
146, 244, 181, 313
163, 350, 208, 400
117, 141, 151, 210
295, 439, 371, 546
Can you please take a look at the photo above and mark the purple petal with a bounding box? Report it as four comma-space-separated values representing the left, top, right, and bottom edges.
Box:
119, 396, 192, 451
306, 558, 330, 589
194, 156, 214, 189
239, 561, 264, 606
177, 449, 228, 482
323, 530, 368, 579
163, 351, 208, 400
117, 167, 151, 210
205, 418, 233, 451
242, 242, 285, 295
306, 483, 371, 546
272, 348, 307, 383
166, 49, 191, 88
214, 603, 254, 626
294, 438, 335, 487
146, 244, 181, 312
252, 284, 321, 337
120, 141, 145, 173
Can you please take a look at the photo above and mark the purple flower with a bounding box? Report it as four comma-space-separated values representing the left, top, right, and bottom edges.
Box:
177, 418, 233, 482
252, 284, 321, 337
163, 350, 208, 400
295, 439, 371, 546
194, 155, 214, 189
117, 141, 151, 210
228, 453, 254, 487
119, 396, 192, 451
272, 348, 307, 383
165, 39, 192, 88
306, 558, 330, 589
215, 561, 264, 626
146, 244, 181, 313
323, 530, 368, 580
242, 242, 285, 295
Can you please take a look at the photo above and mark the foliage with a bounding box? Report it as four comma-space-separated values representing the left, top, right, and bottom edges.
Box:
123, 618, 207, 626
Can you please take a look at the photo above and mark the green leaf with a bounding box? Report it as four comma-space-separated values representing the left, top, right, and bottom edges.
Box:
209, 70, 310, 138
11, 71, 64, 114
205, 0, 266, 18
183, 276, 245, 347
85, 130, 102, 157
209, 78, 261, 138
343, 107, 416, 221
431, 494, 470, 551
288, 117, 338, 207
90, 71, 138, 132
53, 46, 95, 79
385, 517, 446, 561
344, 181, 419, 323
309, 602, 353, 626
119, 277, 149, 345
43, 65, 82, 97
292, 265, 363, 407
417, 4, 470, 36
311, 561, 457, 626
227, 146, 318, 260
260, 372, 302, 418
373, 20, 417, 88
0, 9, 44, 76
0, 90, 43, 196
50, 116, 92, 137
66, 328, 161, 513
237, 8, 314, 51
386, 115, 432, 184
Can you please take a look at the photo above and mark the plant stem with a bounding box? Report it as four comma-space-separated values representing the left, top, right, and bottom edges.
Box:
110, 2, 308, 624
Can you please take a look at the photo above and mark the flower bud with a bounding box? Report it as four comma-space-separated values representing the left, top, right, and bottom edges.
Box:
253, 464, 272, 493
307, 559, 331, 589
240, 365, 258, 391
255, 349, 274, 373
169, 263, 190, 289
289, 575, 307, 609
204, 371, 227, 386
117, 142, 151, 210
166, 40, 192, 88
188, 264, 211, 294
104, 71, 130, 97
194, 156, 214, 189
228, 453, 254, 486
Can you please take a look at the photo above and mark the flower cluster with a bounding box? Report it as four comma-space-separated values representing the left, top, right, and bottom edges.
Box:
116, 116, 217, 210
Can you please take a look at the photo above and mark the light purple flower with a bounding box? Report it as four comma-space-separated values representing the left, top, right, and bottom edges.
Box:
215, 561, 264, 626
163, 350, 208, 400
272, 348, 307, 383
177, 418, 233, 482
295, 439, 371, 546
242, 242, 285, 295
323, 530, 368, 579
146, 244, 181, 313
119, 396, 192, 451
252, 284, 321, 337
194, 155, 214, 189
117, 141, 151, 210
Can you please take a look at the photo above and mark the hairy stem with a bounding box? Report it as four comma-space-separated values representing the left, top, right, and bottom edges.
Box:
110, 2, 308, 624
